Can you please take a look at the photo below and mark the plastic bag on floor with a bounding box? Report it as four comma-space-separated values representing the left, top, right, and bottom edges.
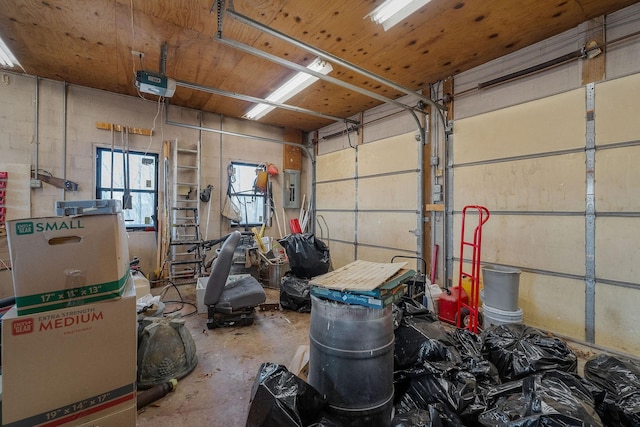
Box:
280, 273, 312, 312
584, 354, 640, 427
478, 370, 603, 427
394, 323, 455, 369
393, 314, 500, 424
392, 405, 466, 427
278, 233, 331, 279
246, 363, 327, 427
449, 328, 501, 385
394, 360, 490, 422
393, 302, 451, 369
482, 324, 577, 382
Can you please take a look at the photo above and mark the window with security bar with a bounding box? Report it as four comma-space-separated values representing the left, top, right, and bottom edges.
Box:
96, 147, 158, 229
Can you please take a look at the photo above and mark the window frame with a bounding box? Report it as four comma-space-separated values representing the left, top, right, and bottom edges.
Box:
228, 161, 268, 228
95, 147, 159, 231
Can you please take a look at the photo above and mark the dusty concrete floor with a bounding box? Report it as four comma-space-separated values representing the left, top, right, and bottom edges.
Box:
135, 284, 603, 427
136, 285, 310, 427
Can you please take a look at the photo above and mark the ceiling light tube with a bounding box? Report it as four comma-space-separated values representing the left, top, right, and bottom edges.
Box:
368, 0, 432, 31
0, 36, 20, 68
245, 58, 332, 120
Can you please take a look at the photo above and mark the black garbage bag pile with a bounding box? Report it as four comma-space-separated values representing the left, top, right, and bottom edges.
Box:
393, 302, 501, 425
482, 324, 578, 382
247, 303, 628, 427
392, 406, 466, 427
278, 233, 331, 280
279, 273, 312, 313
393, 299, 450, 369
584, 354, 640, 427
478, 370, 603, 427
392, 308, 598, 427
245, 363, 330, 427
278, 234, 331, 312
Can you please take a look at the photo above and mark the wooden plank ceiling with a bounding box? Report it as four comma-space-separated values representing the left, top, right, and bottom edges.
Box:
0, 0, 637, 132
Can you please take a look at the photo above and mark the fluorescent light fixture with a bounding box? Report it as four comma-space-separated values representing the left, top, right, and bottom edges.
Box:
0, 36, 20, 68
244, 58, 333, 120
368, 0, 432, 31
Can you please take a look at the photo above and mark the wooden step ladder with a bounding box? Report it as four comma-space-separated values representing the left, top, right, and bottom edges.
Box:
168, 139, 202, 284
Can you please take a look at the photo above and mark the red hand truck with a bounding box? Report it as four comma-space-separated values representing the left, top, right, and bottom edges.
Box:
456, 205, 490, 333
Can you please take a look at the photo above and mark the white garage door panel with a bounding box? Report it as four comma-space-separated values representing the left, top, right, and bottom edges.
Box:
596, 146, 640, 212
595, 282, 640, 355
358, 174, 418, 211
519, 273, 586, 340
595, 73, 640, 146
326, 241, 355, 270
316, 149, 356, 181
454, 89, 585, 164
316, 181, 355, 210
595, 217, 640, 283
453, 214, 585, 276
358, 246, 418, 269
315, 211, 356, 244
454, 153, 585, 212
358, 132, 417, 175
358, 212, 417, 251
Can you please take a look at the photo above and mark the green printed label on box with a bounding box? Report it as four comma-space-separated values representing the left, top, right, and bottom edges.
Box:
14, 221, 34, 235
15, 272, 130, 315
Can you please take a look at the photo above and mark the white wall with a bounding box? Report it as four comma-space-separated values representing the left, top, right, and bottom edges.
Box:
447, 3, 640, 355
0, 73, 301, 280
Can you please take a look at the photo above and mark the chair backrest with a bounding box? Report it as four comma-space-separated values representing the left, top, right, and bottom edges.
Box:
203, 230, 241, 306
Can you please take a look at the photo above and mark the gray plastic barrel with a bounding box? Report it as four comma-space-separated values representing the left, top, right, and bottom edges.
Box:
482, 264, 521, 311
308, 295, 394, 425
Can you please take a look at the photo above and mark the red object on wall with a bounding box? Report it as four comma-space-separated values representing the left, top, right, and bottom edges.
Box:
266, 163, 279, 176
289, 218, 302, 234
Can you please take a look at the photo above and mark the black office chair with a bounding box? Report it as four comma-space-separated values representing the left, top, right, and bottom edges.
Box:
204, 230, 266, 329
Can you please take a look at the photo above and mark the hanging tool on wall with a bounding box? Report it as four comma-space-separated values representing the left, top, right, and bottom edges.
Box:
35, 171, 79, 191
200, 184, 213, 203
122, 127, 132, 209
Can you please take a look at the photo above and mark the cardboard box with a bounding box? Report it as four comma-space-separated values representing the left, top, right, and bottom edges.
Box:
76, 403, 136, 427
7, 213, 130, 315
2, 285, 137, 427
288, 345, 310, 381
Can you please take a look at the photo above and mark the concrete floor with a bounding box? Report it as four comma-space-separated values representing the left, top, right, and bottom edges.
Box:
136, 286, 311, 427
135, 284, 603, 427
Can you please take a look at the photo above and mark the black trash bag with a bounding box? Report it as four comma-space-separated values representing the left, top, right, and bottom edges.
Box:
246, 363, 327, 427
394, 361, 488, 421
482, 324, 577, 382
584, 354, 640, 427
394, 297, 433, 329
478, 370, 603, 427
392, 405, 466, 427
394, 309, 452, 369
280, 273, 312, 312
448, 328, 501, 387
279, 233, 331, 279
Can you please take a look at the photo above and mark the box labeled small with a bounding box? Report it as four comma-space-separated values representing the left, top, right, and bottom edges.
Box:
7, 213, 130, 314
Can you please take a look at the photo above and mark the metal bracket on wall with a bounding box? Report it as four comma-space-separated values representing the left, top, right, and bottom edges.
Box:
36, 173, 79, 191
584, 82, 596, 344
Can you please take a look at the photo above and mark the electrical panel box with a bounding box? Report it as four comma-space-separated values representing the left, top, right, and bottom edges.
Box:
283, 169, 301, 209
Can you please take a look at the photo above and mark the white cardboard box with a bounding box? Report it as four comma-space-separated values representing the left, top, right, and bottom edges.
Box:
6, 213, 130, 315
1, 285, 137, 427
